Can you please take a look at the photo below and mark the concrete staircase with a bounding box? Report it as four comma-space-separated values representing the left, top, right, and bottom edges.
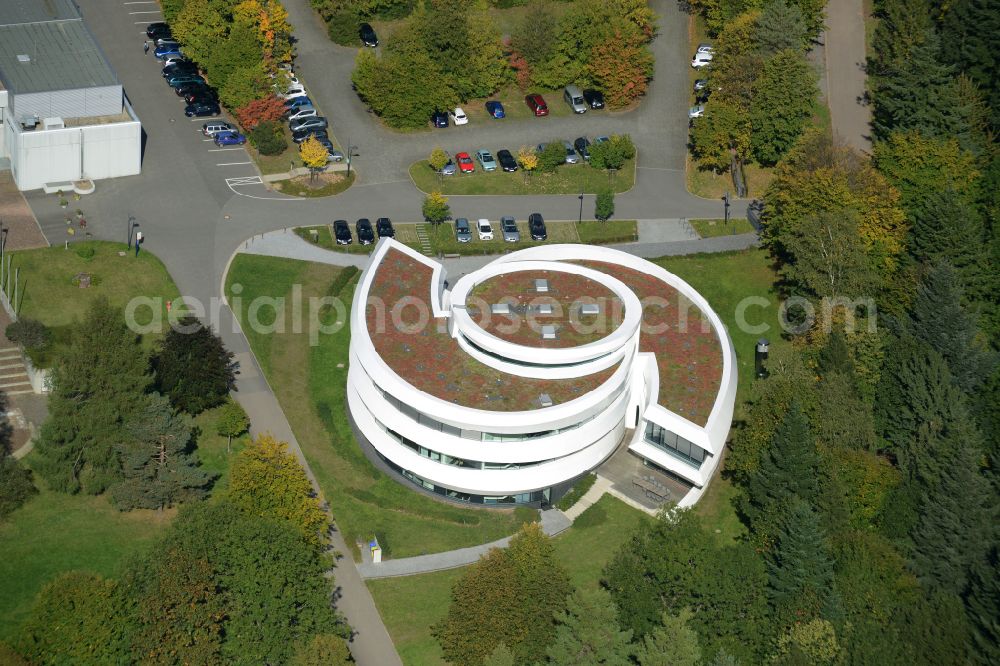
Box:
0, 346, 34, 396
414, 224, 433, 256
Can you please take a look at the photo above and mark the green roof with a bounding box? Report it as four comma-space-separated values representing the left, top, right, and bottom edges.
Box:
0, 19, 118, 94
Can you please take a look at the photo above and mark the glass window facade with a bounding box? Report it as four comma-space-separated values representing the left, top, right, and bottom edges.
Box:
643, 422, 707, 469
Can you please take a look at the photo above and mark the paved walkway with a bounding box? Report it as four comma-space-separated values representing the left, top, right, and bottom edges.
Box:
824, 0, 872, 152
357, 509, 572, 579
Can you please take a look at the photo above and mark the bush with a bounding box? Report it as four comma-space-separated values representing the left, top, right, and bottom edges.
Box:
5, 318, 50, 350
556, 473, 597, 510
538, 142, 567, 172
0, 455, 36, 519
590, 134, 636, 171
595, 189, 615, 221
250, 121, 286, 156
74, 245, 95, 260
325, 10, 362, 46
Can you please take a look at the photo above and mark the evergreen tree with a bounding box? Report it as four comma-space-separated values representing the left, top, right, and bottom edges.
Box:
910, 436, 993, 594
708, 648, 741, 666
965, 546, 1000, 665
0, 397, 35, 517
818, 327, 854, 377
154, 317, 235, 415
755, 0, 808, 55
634, 610, 702, 666
33, 298, 151, 494
767, 499, 838, 625
546, 588, 633, 666
750, 49, 818, 165
938, 0, 1000, 129
109, 393, 212, 511
907, 261, 997, 393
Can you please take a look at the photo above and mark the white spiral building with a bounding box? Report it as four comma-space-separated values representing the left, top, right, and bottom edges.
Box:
347, 239, 737, 508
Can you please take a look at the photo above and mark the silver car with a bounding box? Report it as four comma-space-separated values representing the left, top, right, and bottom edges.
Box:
563, 141, 579, 164
455, 218, 472, 242
501, 216, 520, 242
440, 153, 457, 176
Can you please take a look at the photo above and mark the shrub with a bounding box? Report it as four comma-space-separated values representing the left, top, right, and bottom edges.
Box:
250, 121, 287, 156
556, 473, 596, 510
595, 189, 615, 221
325, 10, 362, 46
590, 134, 636, 171
74, 245, 95, 260
5, 318, 50, 350
538, 142, 567, 172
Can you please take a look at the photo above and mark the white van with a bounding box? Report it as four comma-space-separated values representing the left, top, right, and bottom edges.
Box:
564, 84, 587, 114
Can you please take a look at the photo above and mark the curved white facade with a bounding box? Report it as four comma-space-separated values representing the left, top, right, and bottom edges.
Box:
348, 239, 737, 507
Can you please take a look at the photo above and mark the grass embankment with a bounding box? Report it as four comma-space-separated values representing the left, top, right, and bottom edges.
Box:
410, 159, 635, 195
368, 495, 651, 666
225, 254, 532, 559
689, 217, 756, 238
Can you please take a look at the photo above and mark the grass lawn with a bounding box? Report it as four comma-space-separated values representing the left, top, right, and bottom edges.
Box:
192, 405, 251, 493
689, 217, 755, 238
225, 255, 532, 559
9, 241, 179, 330
0, 482, 171, 643
368, 495, 649, 665
251, 125, 344, 176
577, 220, 638, 244
272, 171, 354, 197
686, 159, 774, 200
410, 159, 635, 195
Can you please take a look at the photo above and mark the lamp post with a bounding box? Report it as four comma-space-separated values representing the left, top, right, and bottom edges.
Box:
346, 139, 359, 178
578, 191, 584, 224
127, 216, 139, 250
723, 191, 731, 234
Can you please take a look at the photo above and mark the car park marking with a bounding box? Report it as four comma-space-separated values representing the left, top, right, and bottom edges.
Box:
128, 10, 161, 14
192, 117, 222, 122
226, 176, 263, 186
208, 147, 245, 152
216, 161, 252, 166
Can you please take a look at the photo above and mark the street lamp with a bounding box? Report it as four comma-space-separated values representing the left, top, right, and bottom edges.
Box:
723, 191, 731, 234
578, 191, 584, 224
346, 138, 359, 178
127, 216, 139, 249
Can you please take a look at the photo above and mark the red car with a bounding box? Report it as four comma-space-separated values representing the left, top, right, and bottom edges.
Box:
525, 94, 549, 116
456, 152, 475, 173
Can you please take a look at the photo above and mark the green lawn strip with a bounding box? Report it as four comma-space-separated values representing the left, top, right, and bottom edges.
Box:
368, 495, 650, 665
10, 241, 179, 330
463, 85, 577, 123
426, 219, 581, 256
0, 482, 170, 642
688, 218, 755, 238
193, 405, 251, 495
225, 255, 530, 559
577, 220, 638, 244
409, 159, 634, 195
692, 460, 746, 546
272, 172, 355, 198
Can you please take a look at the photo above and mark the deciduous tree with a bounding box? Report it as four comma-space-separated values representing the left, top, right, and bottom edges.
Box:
587, 28, 654, 109
216, 398, 250, 453
428, 146, 449, 172
538, 142, 567, 172
290, 634, 352, 665
154, 317, 236, 415
218, 63, 271, 111
422, 191, 450, 224
235, 95, 286, 129
750, 49, 818, 165
300, 136, 330, 182
595, 189, 615, 221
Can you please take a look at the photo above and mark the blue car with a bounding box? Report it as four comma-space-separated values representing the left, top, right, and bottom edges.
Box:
485, 101, 505, 119
214, 131, 247, 146
284, 96, 313, 110
154, 44, 183, 60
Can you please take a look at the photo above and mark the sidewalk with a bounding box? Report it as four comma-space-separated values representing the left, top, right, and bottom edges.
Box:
823, 0, 872, 152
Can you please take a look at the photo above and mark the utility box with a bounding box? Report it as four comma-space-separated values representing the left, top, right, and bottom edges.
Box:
369, 537, 382, 564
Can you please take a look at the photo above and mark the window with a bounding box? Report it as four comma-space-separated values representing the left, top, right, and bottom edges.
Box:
644, 422, 707, 468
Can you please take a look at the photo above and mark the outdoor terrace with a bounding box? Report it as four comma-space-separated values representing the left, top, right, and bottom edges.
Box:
466, 269, 625, 349
366, 250, 619, 412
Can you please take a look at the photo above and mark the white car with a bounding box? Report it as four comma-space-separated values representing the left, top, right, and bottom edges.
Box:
281, 85, 308, 100
688, 105, 705, 119
691, 52, 713, 68
451, 107, 469, 125
477, 218, 494, 241
697, 43, 714, 55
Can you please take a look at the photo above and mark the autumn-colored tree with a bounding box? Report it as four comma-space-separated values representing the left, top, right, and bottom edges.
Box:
300, 136, 330, 182
235, 95, 286, 130
290, 634, 352, 665
689, 100, 752, 171
517, 146, 539, 175
507, 46, 532, 90
422, 191, 451, 225
429, 146, 449, 172
587, 29, 654, 109
872, 131, 980, 212
228, 434, 329, 548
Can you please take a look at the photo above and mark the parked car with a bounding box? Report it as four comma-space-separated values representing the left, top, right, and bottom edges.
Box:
691, 51, 713, 68
284, 96, 313, 109
376, 217, 395, 238
501, 216, 520, 242
356, 218, 375, 245
334, 220, 352, 245
583, 89, 605, 109
455, 218, 472, 243
693, 79, 708, 92
286, 106, 318, 122
529, 213, 547, 241
146, 22, 171, 38
456, 152, 475, 173
438, 153, 457, 176
562, 141, 579, 164
202, 121, 236, 137
184, 101, 220, 117
477, 219, 494, 241
155, 37, 180, 49
155, 44, 183, 60
476, 150, 497, 171
280, 86, 308, 100
174, 81, 212, 97
451, 107, 469, 125
431, 111, 448, 128
525, 94, 549, 116
160, 54, 188, 68
574, 137, 591, 160
359, 23, 379, 47
326, 148, 345, 163
496, 149, 518, 172
697, 43, 714, 55
746, 199, 765, 231
292, 127, 328, 144
564, 85, 587, 114
594, 135, 610, 145
485, 101, 505, 119
162, 60, 197, 77
166, 73, 204, 87
688, 105, 705, 119
185, 90, 220, 105
289, 116, 328, 132
214, 131, 247, 146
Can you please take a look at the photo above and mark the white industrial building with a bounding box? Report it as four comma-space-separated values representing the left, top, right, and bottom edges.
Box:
348, 240, 738, 508
0, 0, 141, 191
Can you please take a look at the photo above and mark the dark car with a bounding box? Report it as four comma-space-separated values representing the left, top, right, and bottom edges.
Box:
292, 127, 328, 144
185, 90, 220, 105
525, 94, 549, 116
746, 199, 764, 231
162, 60, 197, 76
184, 101, 220, 117
496, 149, 518, 172
529, 213, 547, 241
334, 220, 352, 245
454, 218, 472, 243
166, 73, 205, 87
583, 89, 605, 109
485, 100, 505, 119
164, 65, 199, 81
146, 22, 170, 38
359, 23, 379, 47
431, 110, 448, 128
174, 81, 210, 97
356, 219, 375, 245
376, 217, 395, 238
573, 137, 591, 161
